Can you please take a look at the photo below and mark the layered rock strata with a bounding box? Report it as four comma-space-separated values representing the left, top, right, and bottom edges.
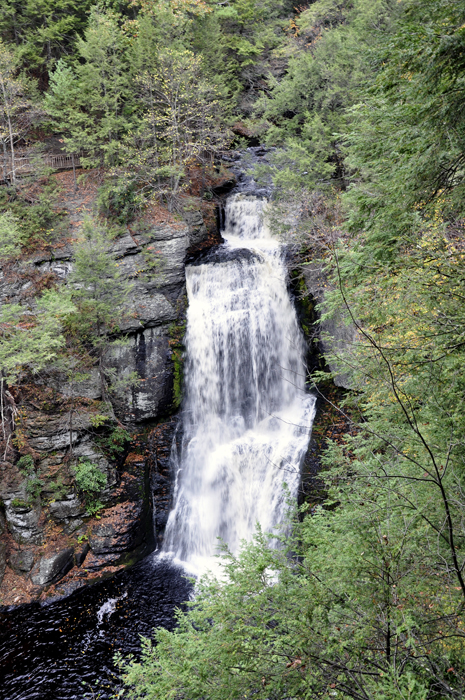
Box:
0, 201, 216, 604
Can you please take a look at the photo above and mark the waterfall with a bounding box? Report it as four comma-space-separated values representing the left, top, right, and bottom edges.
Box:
162, 194, 316, 575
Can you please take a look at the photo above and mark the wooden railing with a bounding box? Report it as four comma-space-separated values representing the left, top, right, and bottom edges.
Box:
44, 154, 82, 170
0, 153, 82, 182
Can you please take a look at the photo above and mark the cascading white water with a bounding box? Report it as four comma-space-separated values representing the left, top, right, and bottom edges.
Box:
162, 194, 316, 575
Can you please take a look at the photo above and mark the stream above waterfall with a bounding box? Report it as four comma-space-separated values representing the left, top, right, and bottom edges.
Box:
0, 187, 315, 700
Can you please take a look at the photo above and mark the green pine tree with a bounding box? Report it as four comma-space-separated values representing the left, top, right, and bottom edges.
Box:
0, 0, 94, 80
44, 7, 133, 168
66, 216, 134, 402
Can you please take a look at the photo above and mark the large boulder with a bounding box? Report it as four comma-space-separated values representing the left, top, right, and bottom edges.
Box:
81, 551, 123, 571
5, 502, 43, 545
82, 476, 148, 574
30, 548, 74, 586
48, 498, 85, 533
183, 209, 209, 248
75, 542, 90, 567
89, 501, 144, 556
48, 498, 84, 522
8, 548, 35, 575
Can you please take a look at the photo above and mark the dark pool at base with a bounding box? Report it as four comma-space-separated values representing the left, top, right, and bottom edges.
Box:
0, 555, 192, 700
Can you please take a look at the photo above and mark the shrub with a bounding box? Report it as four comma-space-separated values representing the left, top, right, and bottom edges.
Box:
16, 454, 34, 474
0, 210, 22, 258
97, 426, 131, 460
0, 182, 66, 249
97, 178, 143, 224
74, 457, 107, 496
25, 474, 42, 501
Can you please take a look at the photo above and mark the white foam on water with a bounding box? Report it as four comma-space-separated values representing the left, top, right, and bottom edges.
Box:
96, 592, 127, 627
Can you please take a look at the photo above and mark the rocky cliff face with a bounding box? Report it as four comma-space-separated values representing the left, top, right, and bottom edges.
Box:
0, 160, 355, 606
0, 177, 221, 605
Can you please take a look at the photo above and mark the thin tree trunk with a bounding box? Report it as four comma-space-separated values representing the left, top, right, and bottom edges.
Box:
69, 376, 74, 458
1, 376, 5, 442
2, 139, 6, 183
1, 374, 16, 461
0, 74, 15, 185
6, 114, 15, 185
72, 153, 77, 192
149, 81, 161, 189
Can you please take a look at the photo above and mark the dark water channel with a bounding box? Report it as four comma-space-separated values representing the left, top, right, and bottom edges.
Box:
0, 556, 192, 700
